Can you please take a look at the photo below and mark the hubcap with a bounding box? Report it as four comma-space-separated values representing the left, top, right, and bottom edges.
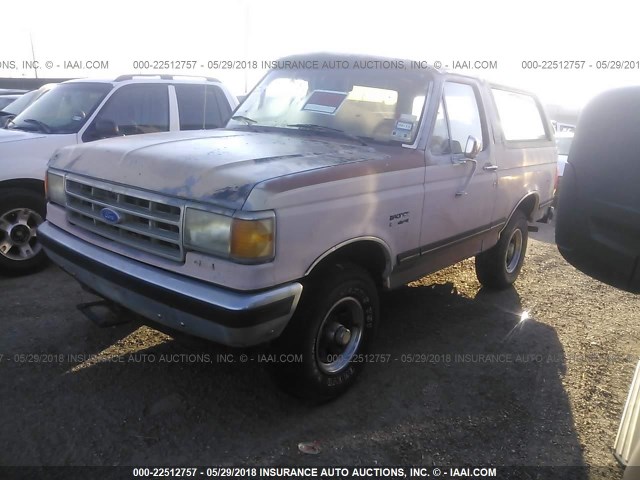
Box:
0, 208, 44, 261
334, 325, 352, 347
315, 296, 364, 374
505, 228, 523, 274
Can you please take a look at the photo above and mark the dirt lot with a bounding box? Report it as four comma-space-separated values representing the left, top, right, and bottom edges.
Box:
1, 220, 637, 479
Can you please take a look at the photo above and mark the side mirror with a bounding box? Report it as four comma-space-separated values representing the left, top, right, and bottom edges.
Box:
464, 135, 481, 159
0, 115, 14, 128
93, 119, 119, 139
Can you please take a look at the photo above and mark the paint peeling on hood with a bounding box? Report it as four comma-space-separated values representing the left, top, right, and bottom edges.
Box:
49, 129, 390, 209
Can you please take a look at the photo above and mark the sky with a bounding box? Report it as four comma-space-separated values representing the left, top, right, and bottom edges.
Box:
2, 0, 639, 110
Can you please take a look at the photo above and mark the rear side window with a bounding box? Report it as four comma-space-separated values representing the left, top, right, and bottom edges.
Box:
175, 84, 230, 130
492, 88, 547, 141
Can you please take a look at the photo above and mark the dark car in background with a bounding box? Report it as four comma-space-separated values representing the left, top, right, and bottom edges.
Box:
0, 94, 21, 110
0, 84, 56, 128
0, 89, 27, 96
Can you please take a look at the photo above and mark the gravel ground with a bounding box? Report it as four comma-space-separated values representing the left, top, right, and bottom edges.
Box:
0, 220, 637, 479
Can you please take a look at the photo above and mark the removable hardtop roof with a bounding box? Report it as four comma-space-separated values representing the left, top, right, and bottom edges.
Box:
273, 52, 440, 75
277, 53, 541, 99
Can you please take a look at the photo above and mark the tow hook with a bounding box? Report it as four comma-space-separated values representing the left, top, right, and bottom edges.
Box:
76, 300, 131, 327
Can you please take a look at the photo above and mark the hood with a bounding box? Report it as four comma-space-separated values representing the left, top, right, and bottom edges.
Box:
50, 129, 389, 209
0, 128, 47, 143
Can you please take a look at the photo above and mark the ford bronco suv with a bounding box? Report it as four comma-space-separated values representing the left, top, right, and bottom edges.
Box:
0, 75, 237, 275
39, 53, 556, 399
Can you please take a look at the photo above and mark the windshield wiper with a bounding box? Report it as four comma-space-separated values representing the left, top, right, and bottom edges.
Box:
286, 123, 368, 146
231, 115, 257, 125
21, 119, 52, 134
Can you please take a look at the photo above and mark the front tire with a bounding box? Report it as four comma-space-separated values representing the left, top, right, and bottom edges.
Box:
272, 262, 379, 401
475, 210, 528, 289
0, 188, 48, 276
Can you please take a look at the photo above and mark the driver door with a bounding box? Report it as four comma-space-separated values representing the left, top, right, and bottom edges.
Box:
419, 79, 499, 264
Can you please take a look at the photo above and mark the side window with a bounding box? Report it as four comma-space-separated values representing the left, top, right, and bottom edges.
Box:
491, 88, 547, 141
175, 84, 230, 130
87, 84, 169, 139
442, 82, 484, 154
175, 84, 206, 130
429, 100, 451, 155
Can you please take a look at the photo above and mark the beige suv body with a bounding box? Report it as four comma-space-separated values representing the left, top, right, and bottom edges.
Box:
39, 54, 556, 399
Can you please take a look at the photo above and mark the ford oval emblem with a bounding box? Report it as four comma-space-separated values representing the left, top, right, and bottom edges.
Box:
100, 208, 121, 224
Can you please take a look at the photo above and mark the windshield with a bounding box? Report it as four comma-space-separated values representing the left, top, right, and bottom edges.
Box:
8, 83, 112, 134
556, 135, 573, 156
227, 63, 432, 145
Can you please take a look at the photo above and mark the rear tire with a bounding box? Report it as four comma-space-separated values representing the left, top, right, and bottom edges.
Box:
0, 188, 48, 276
475, 210, 528, 289
272, 262, 379, 401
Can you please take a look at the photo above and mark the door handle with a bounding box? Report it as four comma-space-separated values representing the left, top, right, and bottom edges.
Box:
483, 164, 498, 171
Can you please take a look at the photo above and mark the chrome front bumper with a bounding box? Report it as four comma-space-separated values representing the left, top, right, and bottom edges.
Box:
39, 222, 302, 347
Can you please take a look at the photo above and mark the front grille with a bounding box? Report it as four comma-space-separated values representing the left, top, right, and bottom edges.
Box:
65, 177, 184, 261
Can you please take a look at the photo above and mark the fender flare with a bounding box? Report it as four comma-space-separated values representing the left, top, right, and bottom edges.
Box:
304, 236, 393, 285
500, 192, 540, 234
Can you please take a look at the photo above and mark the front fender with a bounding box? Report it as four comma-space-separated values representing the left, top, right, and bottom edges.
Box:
0, 134, 77, 183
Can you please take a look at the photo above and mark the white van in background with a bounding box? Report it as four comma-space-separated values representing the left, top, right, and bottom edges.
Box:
0, 75, 238, 275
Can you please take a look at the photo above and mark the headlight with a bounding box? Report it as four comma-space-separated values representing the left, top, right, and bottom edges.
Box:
184, 208, 275, 263
184, 208, 233, 256
45, 171, 66, 206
